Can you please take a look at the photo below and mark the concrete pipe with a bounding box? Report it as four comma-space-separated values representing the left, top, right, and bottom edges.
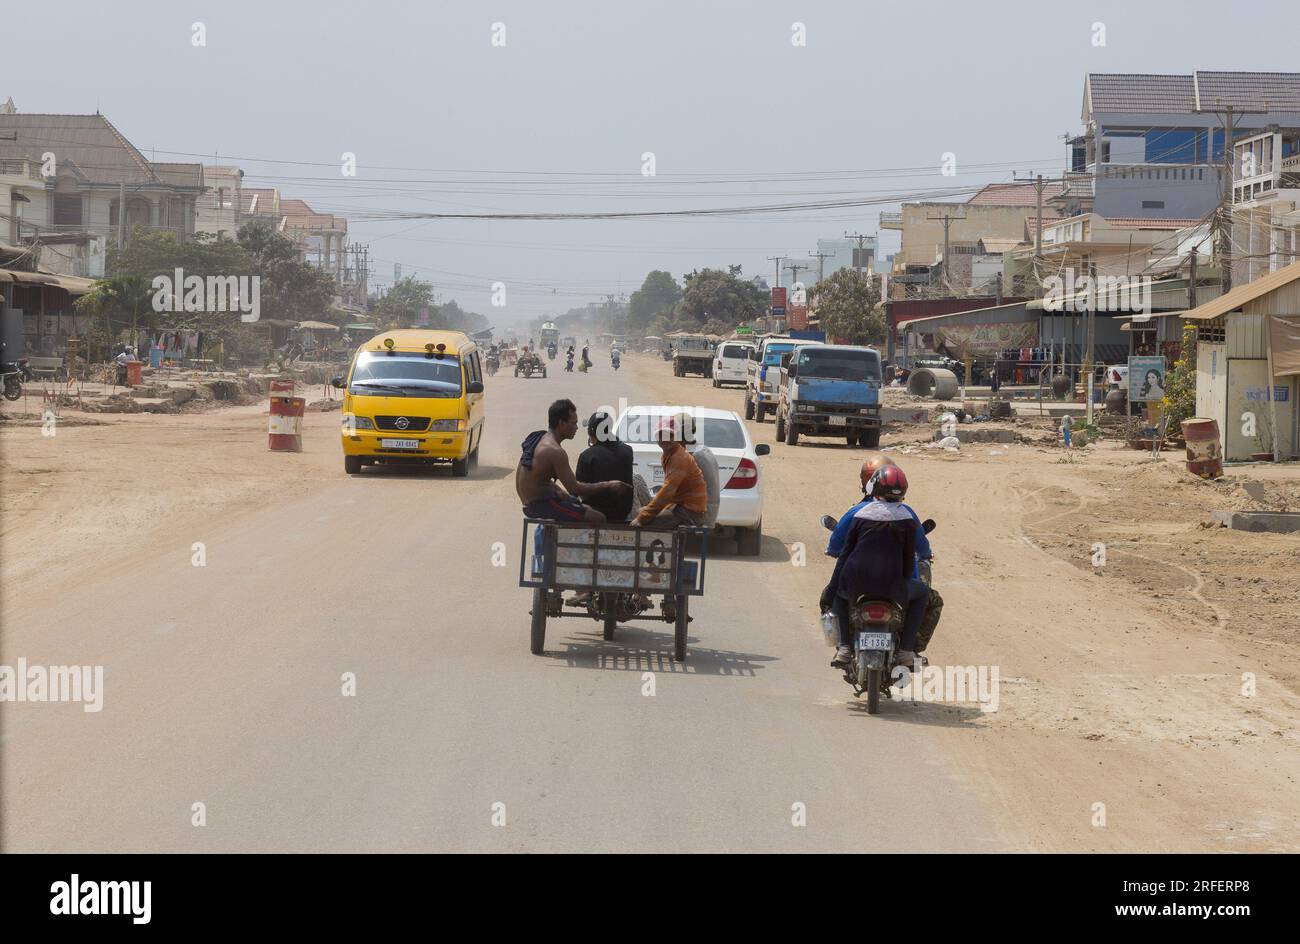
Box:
906, 367, 959, 400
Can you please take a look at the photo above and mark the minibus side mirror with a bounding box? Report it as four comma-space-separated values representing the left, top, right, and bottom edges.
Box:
467, 381, 484, 394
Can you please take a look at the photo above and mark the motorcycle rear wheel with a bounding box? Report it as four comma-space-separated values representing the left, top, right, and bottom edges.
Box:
865, 668, 882, 714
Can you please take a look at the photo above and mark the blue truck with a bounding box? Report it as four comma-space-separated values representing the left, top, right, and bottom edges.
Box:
774, 344, 884, 447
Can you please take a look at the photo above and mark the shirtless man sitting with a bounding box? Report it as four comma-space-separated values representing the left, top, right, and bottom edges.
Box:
517, 398, 628, 523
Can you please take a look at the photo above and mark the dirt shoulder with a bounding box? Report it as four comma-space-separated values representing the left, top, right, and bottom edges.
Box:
625, 352, 1300, 852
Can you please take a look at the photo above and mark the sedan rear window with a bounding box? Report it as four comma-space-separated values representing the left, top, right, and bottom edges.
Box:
616, 413, 747, 449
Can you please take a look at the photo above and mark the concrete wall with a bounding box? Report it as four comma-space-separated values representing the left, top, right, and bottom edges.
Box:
1093, 164, 1221, 220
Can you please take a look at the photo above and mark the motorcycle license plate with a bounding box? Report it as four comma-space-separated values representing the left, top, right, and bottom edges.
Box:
381, 439, 419, 450
828, 415, 846, 426
857, 632, 892, 651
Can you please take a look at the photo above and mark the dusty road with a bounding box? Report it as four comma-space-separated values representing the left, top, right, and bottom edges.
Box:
3, 353, 1298, 852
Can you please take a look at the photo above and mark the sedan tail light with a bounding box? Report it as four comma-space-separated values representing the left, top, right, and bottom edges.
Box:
724, 457, 759, 489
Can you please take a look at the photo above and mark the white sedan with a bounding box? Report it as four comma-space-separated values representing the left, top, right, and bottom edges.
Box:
613, 405, 769, 555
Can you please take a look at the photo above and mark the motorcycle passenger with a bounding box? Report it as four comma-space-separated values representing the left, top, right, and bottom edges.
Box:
821, 466, 928, 670
575, 411, 635, 523
631, 417, 708, 529
826, 456, 939, 658
517, 399, 629, 525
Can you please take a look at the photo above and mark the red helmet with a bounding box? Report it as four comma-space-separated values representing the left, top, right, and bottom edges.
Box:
859, 454, 896, 490
871, 465, 908, 501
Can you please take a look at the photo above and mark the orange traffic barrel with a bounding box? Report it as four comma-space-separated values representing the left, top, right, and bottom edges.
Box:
269, 395, 305, 452
1181, 418, 1223, 479
125, 360, 142, 386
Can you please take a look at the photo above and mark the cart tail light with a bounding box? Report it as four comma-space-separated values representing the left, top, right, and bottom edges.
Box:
725, 458, 759, 490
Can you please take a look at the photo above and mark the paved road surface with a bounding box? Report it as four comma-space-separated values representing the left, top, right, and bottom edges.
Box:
3, 359, 1004, 852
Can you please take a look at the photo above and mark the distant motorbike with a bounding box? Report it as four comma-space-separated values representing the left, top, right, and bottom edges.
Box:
547, 343, 557, 361
565, 354, 574, 372
612, 353, 621, 372
2, 359, 30, 401
820, 513, 936, 714
485, 354, 500, 376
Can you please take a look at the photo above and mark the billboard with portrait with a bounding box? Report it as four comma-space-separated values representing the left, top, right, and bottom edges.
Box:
1128, 355, 1167, 403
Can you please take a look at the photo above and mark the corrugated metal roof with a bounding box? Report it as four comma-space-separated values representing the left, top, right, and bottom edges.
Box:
1181, 259, 1300, 320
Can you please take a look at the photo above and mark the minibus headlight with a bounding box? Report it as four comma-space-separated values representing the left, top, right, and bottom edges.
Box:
430, 419, 464, 432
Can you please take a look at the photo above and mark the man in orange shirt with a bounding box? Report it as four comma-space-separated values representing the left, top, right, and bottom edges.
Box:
633, 417, 709, 528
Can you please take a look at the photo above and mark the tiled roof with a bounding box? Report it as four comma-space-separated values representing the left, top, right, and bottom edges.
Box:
0, 112, 202, 189
1087, 71, 1300, 116
1087, 74, 1196, 114
1103, 217, 1203, 229
1195, 72, 1300, 111
965, 182, 1057, 207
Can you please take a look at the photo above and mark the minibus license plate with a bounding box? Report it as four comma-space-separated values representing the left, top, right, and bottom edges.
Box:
381, 438, 419, 450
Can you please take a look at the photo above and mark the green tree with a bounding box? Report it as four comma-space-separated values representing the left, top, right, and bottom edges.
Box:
373, 276, 436, 328
810, 268, 884, 344
676, 267, 765, 329
1160, 321, 1197, 434
628, 271, 681, 333
237, 221, 337, 324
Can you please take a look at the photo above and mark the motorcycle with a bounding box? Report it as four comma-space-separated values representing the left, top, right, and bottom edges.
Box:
547, 343, 557, 361
565, 355, 574, 373
612, 354, 621, 372
485, 354, 500, 376
2, 359, 30, 401
820, 513, 936, 714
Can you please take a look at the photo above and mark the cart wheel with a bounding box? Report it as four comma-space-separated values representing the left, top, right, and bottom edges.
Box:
673, 594, 688, 661
530, 587, 547, 654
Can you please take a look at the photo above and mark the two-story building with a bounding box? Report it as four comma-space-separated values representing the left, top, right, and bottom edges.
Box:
1070, 71, 1300, 221
0, 106, 205, 278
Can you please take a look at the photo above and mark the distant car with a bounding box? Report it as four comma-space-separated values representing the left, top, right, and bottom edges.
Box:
612, 405, 769, 555
712, 341, 755, 388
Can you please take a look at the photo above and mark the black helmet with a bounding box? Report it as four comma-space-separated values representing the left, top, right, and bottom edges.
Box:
587, 411, 613, 441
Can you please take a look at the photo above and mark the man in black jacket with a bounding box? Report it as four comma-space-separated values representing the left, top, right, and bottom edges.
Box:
575, 411, 634, 522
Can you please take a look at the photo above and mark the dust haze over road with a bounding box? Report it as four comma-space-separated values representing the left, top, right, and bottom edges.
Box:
5, 353, 1298, 853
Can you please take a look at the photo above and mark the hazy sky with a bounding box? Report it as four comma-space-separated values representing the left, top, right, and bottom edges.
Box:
9, 0, 1300, 325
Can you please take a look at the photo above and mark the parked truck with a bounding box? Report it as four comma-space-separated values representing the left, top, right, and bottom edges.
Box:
774, 344, 883, 447
744, 336, 819, 422
672, 334, 713, 378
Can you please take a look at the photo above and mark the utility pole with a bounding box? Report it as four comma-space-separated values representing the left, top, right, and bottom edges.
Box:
808, 250, 834, 284
766, 255, 785, 288
925, 211, 965, 291
117, 181, 126, 250
1195, 100, 1267, 293
843, 232, 874, 275
1013, 172, 1069, 297
783, 262, 809, 297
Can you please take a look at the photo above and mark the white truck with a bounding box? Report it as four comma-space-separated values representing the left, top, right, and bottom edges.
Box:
672, 334, 714, 378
